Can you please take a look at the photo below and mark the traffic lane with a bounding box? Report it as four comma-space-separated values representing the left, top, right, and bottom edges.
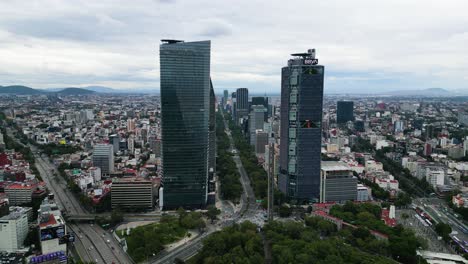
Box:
89, 224, 132, 264
79, 224, 120, 264
70, 225, 105, 263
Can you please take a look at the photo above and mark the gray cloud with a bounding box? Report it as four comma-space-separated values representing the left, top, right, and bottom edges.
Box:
0, 0, 467, 93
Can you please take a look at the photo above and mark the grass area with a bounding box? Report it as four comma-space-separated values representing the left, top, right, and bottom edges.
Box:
120, 212, 205, 263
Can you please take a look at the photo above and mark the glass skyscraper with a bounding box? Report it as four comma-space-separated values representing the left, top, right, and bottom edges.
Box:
160, 40, 211, 209
337, 101, 354, 123
279, 49, 324, 203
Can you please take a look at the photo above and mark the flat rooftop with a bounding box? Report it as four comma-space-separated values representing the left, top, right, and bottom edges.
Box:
321, 161, 351, 172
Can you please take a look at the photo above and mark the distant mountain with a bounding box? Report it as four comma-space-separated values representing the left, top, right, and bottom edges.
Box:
0, 85, 44, 95
82, 86, 118, 93
56, 88, 95, 95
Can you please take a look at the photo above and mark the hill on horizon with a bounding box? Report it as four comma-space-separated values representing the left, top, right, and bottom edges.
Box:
0, 85, 95, 95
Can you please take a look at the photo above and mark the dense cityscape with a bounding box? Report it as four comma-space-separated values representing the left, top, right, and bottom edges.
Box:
1, 42, 468, 264
1, 1, 468, 264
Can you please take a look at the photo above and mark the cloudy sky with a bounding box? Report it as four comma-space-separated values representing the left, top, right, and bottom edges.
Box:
0, 0, 467, 94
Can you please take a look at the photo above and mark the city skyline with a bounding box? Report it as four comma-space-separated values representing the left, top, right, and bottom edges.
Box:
0, 1, 467, 93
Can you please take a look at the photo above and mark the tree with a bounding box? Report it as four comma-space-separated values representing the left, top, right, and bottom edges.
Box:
435, 222, 452, 241
278, 205, 292, 217
206, 205, 221, 223
110, 209, 124, 226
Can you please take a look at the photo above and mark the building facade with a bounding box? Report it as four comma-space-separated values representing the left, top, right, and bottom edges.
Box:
0, 207, 29, 252
235, 88, 249, 125
92, 144, 114, 175
111, 177, 154, 210
160, 40, 211, 209
336, 101, 354, 124
320, 161, 357, 203
279, 49, 324, 202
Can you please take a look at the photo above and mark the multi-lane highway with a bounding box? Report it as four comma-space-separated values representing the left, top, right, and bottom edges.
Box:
31, 146, 132, 264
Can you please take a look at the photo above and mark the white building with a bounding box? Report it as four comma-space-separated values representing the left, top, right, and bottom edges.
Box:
89, 167, 101, 182
365, 160, 383, 172
0, 207, 29, 252
375, 177, 399, 191
357, 184, 370, 201
376, 140, 390, 150
426, 167, 445, 187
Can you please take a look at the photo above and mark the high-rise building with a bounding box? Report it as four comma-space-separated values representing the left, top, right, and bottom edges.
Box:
160, 39, 210, 209
109, 134, 120, 154
209, 81, 216, 174
279, 49, 324, 202
92, 144, 114, 175
223, 90, 229, 108
255, 130, 268, 154
252, 96, 269, 121
249, 105, 267, 146
336, 101, 354, 124
235, 88, 249, 125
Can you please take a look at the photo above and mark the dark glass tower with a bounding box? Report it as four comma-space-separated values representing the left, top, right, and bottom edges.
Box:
160, 40, 211, 209
209, 80, 216, 176
279, 49, 324, 203
336, 101, 354, 123
235, 88, 249, 125
251, 96, 269, 121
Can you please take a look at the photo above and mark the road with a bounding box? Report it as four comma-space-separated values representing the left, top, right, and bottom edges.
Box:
416, 198, 468, 242
150, 111, 262, 264
31, 145, 133, 264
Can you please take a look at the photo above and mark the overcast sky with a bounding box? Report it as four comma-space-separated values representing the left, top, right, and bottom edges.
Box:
0, 0, 467, 94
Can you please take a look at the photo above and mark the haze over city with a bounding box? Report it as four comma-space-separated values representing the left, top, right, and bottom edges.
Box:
3, 1, 468, 264
1, 0, 468, 93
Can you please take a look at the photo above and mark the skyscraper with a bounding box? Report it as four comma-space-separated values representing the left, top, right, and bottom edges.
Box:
160, 39, 211, 209
252, 96, 269, 121
92, 144, 114, 175
336, 101, 354, 124
249, 105, 266, 146
279, 49, 324, 203
209, 80, 216, 175
223, 89, 229, 108
235, 88, 249, 125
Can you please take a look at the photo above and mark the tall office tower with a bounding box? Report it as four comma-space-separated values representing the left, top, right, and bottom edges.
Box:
235, 88, 249, 125
279, 49, 324, 203
231, 92, 237, 120
249, 105, 267, 146
208, 80, 216, 175
160, 39, 210, 209
109, 134, 120, 154
92, 144, 114, 175
336, 101, 354, 124
252, 96, 269, 121
223, 90, 229, 107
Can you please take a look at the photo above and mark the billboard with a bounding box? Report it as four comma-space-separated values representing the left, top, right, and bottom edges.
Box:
40, 226, 65, 242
